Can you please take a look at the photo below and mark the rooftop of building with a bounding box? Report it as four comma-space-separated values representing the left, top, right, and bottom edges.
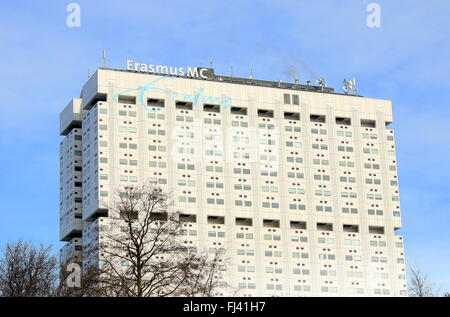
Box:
97, 66, 363, 97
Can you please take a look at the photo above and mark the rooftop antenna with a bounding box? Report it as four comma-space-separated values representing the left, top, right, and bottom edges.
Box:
87, 69, 91, 79
290, 65, 299, 85
102, 50, 107, 68
343, 78, 358, 94
209, 58, 213, 69
277, 76, 282, 87
293, 70, 299, 85
230, 65, 234, 78
249, 67, 254, 79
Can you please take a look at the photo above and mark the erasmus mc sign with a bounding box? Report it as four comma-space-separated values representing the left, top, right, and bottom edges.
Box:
126, 60, 209, 79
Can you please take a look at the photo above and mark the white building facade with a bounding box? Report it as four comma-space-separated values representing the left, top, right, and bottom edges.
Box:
59, 65, 407, 296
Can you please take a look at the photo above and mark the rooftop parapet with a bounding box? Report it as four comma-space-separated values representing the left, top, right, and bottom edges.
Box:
60, 98, 82, 136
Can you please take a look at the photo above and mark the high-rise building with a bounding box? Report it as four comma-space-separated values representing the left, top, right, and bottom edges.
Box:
59, 63, 407, 296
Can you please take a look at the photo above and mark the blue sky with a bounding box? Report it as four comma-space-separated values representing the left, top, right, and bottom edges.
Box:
0, 0, 449, 293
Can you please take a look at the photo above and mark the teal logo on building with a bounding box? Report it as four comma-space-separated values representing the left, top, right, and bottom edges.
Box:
113, 76, 232, 113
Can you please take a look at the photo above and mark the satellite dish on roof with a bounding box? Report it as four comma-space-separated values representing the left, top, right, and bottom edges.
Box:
316, 78, 327, 91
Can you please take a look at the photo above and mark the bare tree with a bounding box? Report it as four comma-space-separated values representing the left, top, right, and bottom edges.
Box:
94, 185, 226, 297
444, 292, 450, 298
176, 250, 226, 297
0, 240, 57, 297
408, 265, 437, 297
